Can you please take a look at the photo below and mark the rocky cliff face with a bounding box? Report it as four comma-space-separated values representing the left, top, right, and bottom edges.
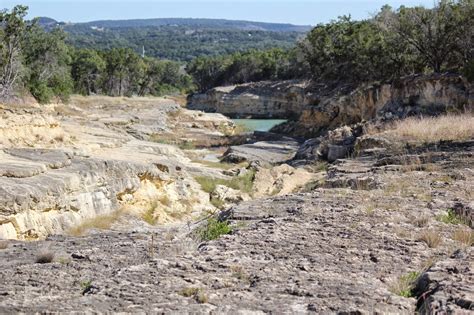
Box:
274, 74, 473, 138
0, 97, 235, 240
188, 80, 310, 119
189, 74, 472, 138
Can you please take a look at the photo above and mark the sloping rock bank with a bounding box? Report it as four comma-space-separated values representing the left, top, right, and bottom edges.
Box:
0, 97, 235, 240
0, 138, 472, 313
188, 80, 310, 119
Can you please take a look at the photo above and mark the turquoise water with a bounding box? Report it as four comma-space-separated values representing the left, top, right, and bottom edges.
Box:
232, 119, 287, 132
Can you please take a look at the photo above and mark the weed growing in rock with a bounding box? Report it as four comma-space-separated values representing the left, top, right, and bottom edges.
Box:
419, 230, 442, 248
35, 251, 55, 264
452, 228, 473, 247
80, 280, 93, 295
179, 287, 208, 304
391, 271, 420, 298
199, 218, 232, 241
437, 209, 468, 225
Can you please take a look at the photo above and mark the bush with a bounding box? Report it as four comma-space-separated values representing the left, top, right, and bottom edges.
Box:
198, 218, 232, 241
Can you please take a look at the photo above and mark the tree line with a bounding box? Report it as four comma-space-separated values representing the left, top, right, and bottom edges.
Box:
188, 0, 473, 92
0, 6, 193, 103
1, 1, 473, 102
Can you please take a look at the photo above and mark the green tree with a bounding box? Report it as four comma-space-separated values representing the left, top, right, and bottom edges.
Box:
71, 49, 106, 95
0, 5, 32, 99
23, 27, 73, 103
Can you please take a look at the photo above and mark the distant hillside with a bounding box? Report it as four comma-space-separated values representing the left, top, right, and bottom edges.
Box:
38, 17, 310, 61
75, 18, 312, 32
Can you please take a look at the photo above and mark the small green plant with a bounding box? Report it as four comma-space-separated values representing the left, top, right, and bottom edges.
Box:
437, 209, 468, 225
179, 287, 208, 304
80, 280, 93, 295
391, 271, 420, 298
179, 140, 196, 150
199, 218, 232, 241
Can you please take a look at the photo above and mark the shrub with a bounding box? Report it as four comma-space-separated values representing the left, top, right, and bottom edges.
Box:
198, 218, 232, 241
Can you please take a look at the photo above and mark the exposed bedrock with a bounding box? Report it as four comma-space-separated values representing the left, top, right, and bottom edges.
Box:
0, 97, 235, 240
188, 80, 310, 119
189, 74, 472, 139
274, 73, 473, 138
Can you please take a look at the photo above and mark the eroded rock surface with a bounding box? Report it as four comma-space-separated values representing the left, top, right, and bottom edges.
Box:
0, 135, 472, 313
0, 96, 235, 240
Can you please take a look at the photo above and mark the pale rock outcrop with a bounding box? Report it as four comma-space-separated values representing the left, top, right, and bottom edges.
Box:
188, 80, 310, 118
0, 96, 233, 240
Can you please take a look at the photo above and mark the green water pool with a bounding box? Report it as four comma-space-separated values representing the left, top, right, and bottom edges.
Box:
232, 119, 287, 132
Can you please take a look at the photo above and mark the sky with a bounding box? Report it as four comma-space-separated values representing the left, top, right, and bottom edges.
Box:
2, 0, 436, 25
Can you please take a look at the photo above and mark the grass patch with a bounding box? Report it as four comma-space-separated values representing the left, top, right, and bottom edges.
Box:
375, 115, 474, 143
210, 198, 226, 209
198, 218, 232, 241
437, 209, 468, 225
69, 211, 123, 236
179, 287, 208, 304
390, 271, 420, 298
452, 227, 474, 247
195, 169, 255, 194
419, 229, 442, 248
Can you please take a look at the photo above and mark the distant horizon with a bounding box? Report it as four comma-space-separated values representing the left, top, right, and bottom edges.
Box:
3, 0, 436, 25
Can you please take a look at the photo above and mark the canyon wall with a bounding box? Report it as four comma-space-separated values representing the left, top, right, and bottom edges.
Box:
189, 74, 473, 138
188, 80, 311, 119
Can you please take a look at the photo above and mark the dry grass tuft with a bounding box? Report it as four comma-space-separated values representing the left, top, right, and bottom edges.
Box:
0, 240, 9, 250
413, 215, 430, 228
379, 115, 474, 143
452, 228, 474, 247
35, 251, 55, 264
68, 211, 123, 236
419, 229, 443, 248
179, 287, 208, 304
